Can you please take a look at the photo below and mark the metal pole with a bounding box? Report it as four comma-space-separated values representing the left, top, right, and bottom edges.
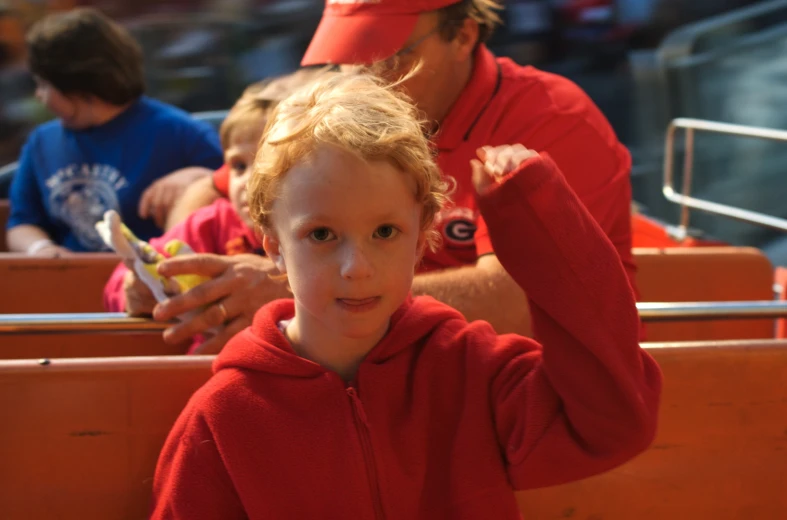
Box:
0, 302, 786, 334
0, 313, 169, 333
638, 301, 787, 321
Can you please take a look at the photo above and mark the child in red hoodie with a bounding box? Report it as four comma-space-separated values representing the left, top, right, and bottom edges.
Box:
150, 72, 662, 519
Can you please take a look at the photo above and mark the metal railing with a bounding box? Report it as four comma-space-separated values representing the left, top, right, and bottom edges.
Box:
658, 0, 787, 66
663, 117, 787, 240
638, 301, 787, 322
1, 301, 786, 334
0, 313, 168, 334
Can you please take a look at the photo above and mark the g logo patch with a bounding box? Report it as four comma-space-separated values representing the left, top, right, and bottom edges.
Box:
438, 207, 477, 248
445, 219, 476, 242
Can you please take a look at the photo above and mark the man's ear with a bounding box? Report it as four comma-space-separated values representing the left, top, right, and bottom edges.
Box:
263, 233, 287, 274
452, 17, 480, 61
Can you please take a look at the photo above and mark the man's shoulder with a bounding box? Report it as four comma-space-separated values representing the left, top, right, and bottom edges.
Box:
494, 56, 597, 117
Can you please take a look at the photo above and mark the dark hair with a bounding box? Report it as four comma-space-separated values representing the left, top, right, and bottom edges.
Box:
436, 0, 502, 46
26, 8, 145, 105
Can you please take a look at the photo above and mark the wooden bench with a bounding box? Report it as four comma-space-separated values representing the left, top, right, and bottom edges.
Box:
634, 247, 775, 341
1, 341, 785, 519
0, 246, 774, 361
0, 331, 185, 360
0, 356, 211, 520
0, 253, 120, 313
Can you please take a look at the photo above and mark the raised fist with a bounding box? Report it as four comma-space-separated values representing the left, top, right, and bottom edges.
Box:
471, 144, 539, 194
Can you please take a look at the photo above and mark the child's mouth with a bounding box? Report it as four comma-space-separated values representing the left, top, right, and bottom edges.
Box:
336, 297, 381, 313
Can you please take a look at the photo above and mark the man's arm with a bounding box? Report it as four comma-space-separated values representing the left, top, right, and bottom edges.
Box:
138, 167, 214, 229
412, 254, 532, 336
164, 174, 222, 230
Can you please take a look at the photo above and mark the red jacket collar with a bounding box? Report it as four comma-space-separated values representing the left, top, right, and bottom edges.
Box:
435, 44, 501, 151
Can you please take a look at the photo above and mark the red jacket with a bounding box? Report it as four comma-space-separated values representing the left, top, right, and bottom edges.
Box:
150, 156, 661, 519
103, 198, 261, 313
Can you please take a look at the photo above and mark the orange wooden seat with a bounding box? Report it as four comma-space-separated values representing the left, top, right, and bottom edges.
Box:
774, 266, 787, 339
0, 330, 185, 360
2, 341, 786, 519
0, 356, 211, 520
517, 340, 787, 519
0, 253, 120, 313
634, 247, 775, 341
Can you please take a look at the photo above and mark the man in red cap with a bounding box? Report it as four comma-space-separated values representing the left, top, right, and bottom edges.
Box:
300, 0, 637, 315
144, 0, 638, 352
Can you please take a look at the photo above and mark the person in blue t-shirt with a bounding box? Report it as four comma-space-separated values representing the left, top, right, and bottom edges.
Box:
6, 8, 224, 256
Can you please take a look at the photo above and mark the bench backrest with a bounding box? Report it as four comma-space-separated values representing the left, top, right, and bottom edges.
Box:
0, 331, 184, 360
0, 254, 120, 313
1, 341, 786, 519
634, 247, 775, 341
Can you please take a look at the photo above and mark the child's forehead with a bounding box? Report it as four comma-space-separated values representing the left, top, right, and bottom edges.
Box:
228, 118, 267, 147
279, 145, 419, 204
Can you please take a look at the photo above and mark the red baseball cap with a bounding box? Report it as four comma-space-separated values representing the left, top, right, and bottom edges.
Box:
302, 0, 460, 66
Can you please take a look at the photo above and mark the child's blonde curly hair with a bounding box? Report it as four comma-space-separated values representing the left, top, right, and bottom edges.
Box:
220, 68, 330, 150
247, 71, 450, 250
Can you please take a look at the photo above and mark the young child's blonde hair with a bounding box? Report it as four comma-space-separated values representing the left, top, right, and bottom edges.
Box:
220, 68, 332, 150
248, 72, 450, 249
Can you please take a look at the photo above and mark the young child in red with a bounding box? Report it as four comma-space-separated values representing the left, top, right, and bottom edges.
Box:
150, 72, 662, 519
102, 81, 284, 350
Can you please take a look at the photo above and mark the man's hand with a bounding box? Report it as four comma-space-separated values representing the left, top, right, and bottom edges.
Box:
471, 144, 538, 194
138, 167, 213, 228
123, 270, 158, 316
153, 254, 289, 354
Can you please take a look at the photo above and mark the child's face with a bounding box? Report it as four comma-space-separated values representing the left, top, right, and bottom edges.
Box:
225, 124, 264, 228
264, 144, 425, 341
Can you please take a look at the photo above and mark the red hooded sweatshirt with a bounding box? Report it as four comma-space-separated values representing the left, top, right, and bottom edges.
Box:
150, 156, 662, 519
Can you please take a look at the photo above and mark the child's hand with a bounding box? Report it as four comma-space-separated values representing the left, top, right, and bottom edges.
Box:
123, 270, 157, 317
471, 144, 539, 194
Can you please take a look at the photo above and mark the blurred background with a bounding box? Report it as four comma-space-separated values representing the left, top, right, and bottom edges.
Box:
4, 0, 787, 257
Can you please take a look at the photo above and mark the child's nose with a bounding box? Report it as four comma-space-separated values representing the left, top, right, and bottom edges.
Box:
340, 244, 374, 280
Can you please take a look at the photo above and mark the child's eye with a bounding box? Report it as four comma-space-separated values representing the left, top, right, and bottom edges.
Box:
308, 228, 336, 242
373, 225, 399, 239
231, 162, 247, 173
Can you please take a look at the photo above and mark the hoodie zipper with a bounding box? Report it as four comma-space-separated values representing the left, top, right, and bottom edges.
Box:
347, 387, 385, 520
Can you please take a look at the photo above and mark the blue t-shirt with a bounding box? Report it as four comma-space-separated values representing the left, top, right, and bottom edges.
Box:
7, 96, 223, 251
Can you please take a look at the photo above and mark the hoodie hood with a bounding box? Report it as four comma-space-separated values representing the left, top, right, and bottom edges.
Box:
213, 296, 464, 377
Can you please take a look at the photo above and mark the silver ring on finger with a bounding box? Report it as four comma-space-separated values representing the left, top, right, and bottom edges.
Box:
216, 301, 229, 325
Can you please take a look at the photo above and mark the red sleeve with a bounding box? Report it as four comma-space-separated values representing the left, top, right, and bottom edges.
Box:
101, 203, 224, 312
150, 402, 245, 519
505, 112, 636, 292
212, 164, 230, 197
473, 216, 492, 256
476, 154, 661, 489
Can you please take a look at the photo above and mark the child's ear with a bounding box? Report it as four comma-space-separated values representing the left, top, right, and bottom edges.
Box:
262, 234, 287, 274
